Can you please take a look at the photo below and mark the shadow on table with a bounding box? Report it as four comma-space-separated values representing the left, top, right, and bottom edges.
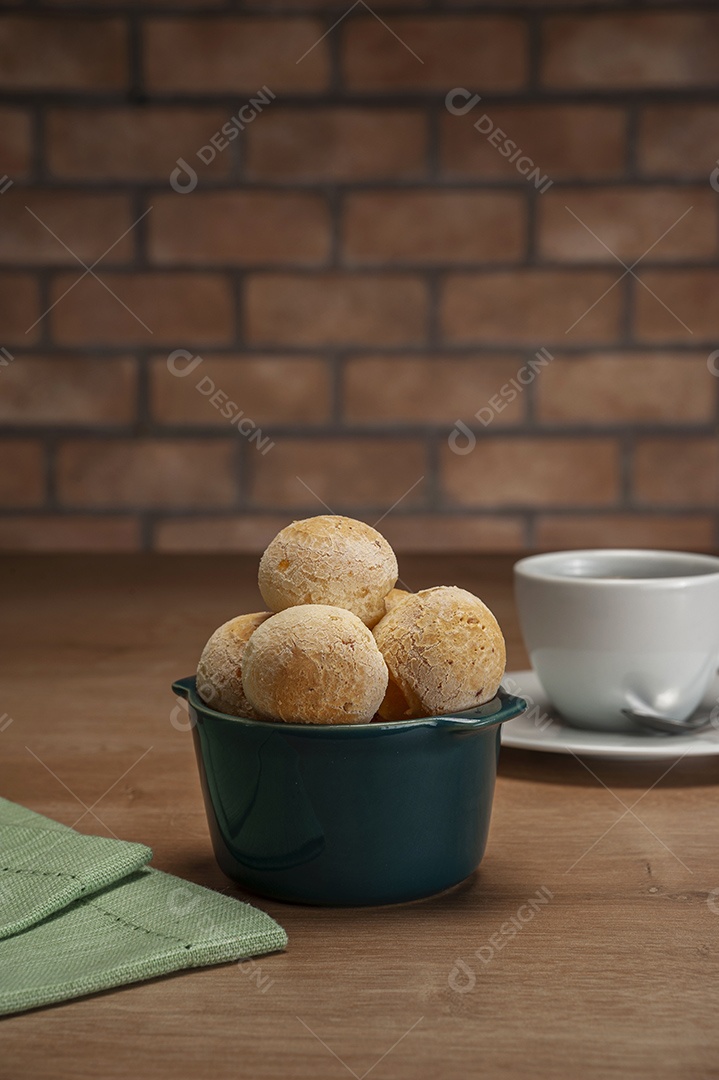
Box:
499, 746, 719, 789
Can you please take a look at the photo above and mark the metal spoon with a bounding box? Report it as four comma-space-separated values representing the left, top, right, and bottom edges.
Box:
621, 707, 715, 736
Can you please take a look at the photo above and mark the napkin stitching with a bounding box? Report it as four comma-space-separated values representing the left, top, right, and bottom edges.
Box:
1, 866, 81, 881
85, 901, 194, 950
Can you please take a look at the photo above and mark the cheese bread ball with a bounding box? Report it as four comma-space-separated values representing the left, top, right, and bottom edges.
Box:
258, 516, 398, 628
242, 605, 388, 725
373, 586, 506, 721
197, 612, 271, 718
383, 587, 412, 616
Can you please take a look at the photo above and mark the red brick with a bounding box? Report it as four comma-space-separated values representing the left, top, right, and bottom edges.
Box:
250, 438, 427, 510
442, 271, 623, 345
442, 105, 625, 180
42, 0, 207, 7
154, 0, 417, 6
0, 17, 127, 90
543, 14, 719, 89
456, 0, 619, 5
633, 438, 719, 507
44, 0, 208, 6
638, 106, 719, 178
376, 514, 524, 553
0, 440, 45, 506
0, 357, 136, 426
0, 190, 133, 266
344, 355, 526, 425
539, 189, 714, 263
263, 0, 424, 7
150, 355, 330, 425
537, 353, 713, 426
155, 512, 524, 553
0, 108, 32, 179
57, 439, 238, 509
149, 193, 330, 267
344, 192, 525, 265
144, 18, 328, 92
47, 108, 232, 180
0, 515, 140, 552
536, 514, 715, 552
634, 271, 718, 341
51, 273, 234, 346
246, 274, 426, 346
154, 514, 296, 553
344, 16, 527, 91
441, 437, 620, 508
245, 108, 427, 182
0, 275, 41, 344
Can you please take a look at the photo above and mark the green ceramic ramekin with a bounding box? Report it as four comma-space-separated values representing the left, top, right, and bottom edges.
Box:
172, 676, 527, 907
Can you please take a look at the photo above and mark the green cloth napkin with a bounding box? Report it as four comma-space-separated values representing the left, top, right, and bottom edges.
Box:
0, 798, 287, 1016
0, 797, 151, 939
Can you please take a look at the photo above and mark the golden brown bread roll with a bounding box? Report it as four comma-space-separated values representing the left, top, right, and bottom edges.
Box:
197, 611, 272, 718
383, 587, 412, 616
242, 604, 388, 725
373, 586, 506, 720
258, 515, 398, 628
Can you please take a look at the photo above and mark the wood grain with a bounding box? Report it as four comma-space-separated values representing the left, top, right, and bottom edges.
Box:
1, 555, 717, 1080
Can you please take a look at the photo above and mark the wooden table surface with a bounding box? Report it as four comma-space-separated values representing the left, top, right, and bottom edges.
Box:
1, 554, 718, 1080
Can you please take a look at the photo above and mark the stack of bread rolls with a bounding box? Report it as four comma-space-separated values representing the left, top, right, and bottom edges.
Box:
196, 515, 506, 725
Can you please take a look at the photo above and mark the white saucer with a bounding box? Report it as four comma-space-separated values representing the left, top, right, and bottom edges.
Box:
501, 669, 719, 760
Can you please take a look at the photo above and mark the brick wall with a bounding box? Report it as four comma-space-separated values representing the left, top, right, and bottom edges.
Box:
0, 3, 717, 553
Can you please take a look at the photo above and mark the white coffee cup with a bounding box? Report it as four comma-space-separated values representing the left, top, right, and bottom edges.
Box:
514, 549, 719, 732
